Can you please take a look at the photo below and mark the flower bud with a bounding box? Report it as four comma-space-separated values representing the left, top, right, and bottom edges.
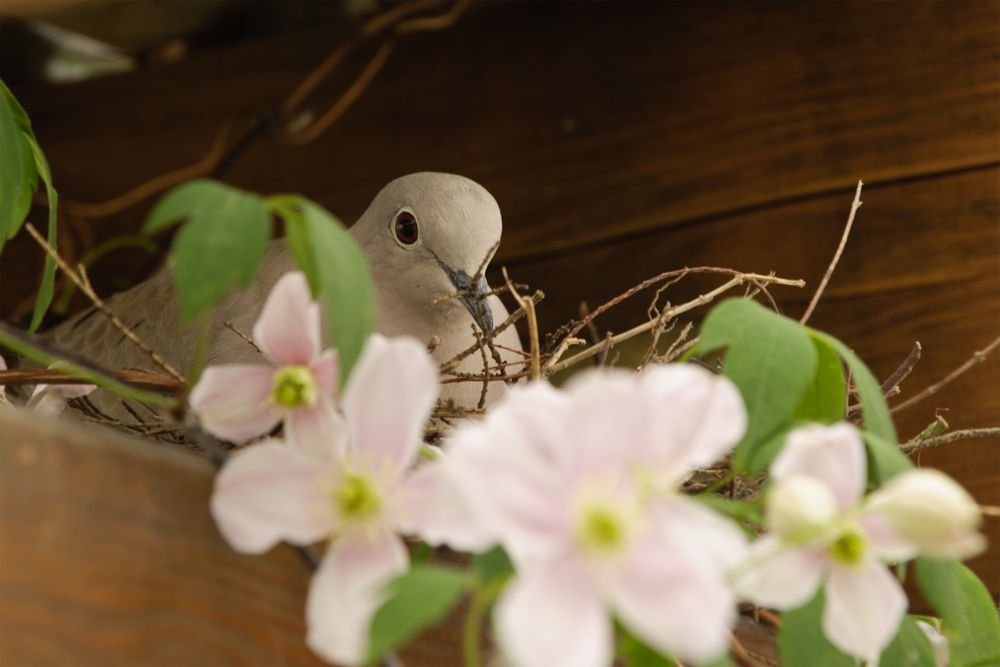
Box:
866, 469, 985, 559
767, 475, 838, 544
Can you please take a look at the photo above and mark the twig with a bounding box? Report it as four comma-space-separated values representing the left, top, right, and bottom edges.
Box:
0, 368, 183, 393
547, 272, 804, 375
544, 336, 586, 370
891, 334, 1000, 414
730, 633, 770, 667
579, 301, 601, 345
800, 180, 863, 324
902, 427, 1000, 454
439, 290, 544, 373
223, 321, 262, 353
25, 224, 186, 383
880, 342, 922, 395
473, 327, 490, 411
503, 268, 540, 380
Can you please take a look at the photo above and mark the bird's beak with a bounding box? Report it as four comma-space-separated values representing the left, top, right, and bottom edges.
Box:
445, 267, 495, 334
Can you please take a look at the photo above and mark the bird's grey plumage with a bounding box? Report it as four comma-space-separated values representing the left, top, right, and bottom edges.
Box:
50, 172, 523, 416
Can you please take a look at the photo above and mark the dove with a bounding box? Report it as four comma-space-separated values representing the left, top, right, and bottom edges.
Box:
50, 172, 523, 418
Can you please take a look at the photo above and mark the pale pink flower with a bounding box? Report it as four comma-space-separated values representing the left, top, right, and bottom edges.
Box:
190, 272, 340, 454
410, 365, 748, 667
28, 363, 96, 415
210, 334, 439, 666
733, 422, 985, 664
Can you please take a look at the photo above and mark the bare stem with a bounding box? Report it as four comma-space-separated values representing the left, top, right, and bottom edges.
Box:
891, 334, 1000, 414
800, 180, 863, 324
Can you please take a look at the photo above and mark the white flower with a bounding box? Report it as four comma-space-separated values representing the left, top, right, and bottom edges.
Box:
28, 362, 96, 414
733, 422, 985, 664
410, 364, 748, 667
865, 468, 985, 559
209, 334, 439, 666
916, 619, 949, 667
190, 272, 341, 455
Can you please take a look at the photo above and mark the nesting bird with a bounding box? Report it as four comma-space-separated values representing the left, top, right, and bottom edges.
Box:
51, 172, 523, 413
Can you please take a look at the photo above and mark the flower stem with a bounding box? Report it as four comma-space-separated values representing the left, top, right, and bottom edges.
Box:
463, 581, 503, 667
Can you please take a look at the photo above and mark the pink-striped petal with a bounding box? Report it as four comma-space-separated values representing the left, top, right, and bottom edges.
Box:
823, 559, 908, 663
609, 532, 736, 664
190, 364, 281, 443
285, 397, 347, 462
210, 442, 333, 553
343, 335, 438, 472
253, 272, 321, 366
495, 557, 611, 667
306, 530, 408, 666
771, 422, 866, 510
310, 349, 339, 400
731, 535, 828, 609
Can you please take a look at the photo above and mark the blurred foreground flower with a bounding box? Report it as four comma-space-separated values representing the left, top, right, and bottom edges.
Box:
414, 365, 749, 667
210, 334, 439, 665
190, 272, 340, 453
28, 362, 96, 414
733, 422, 985, 663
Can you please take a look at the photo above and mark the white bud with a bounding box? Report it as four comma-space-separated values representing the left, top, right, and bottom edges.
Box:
866, 469, 985, 559
767, 475, 838, 543
916, 620, 949, 667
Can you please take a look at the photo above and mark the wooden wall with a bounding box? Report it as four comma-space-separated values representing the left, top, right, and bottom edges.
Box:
2, 0, 997, 629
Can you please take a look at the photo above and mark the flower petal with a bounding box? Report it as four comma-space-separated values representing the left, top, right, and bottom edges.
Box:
285, 397, 347, 462
394, 461, 498, 552
651, 495, 747, 572
495, 557, 611, 667
823, 559, 908, 663
731, 535, 827, 610
189, 364, 281, 443
771, 422, 866, 510
343, 335, 438, 472
252, 271, 321, 366
609, 531, 736, 664
640, 364, 747, 479
310, 349, 339, 400
858, 512, 918, 562
210, 441, 333, 553
306, 530, 408, 666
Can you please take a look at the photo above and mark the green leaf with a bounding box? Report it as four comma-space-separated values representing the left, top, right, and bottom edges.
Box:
693, 493, 763, 527
145, 180, 272, 322
0, 80, 37, 248
794, 334, 847, 423
880, 615, 938, 667
368, 565, 470, 662
472, 546, 513, 584
298, 200, 376, 385
779, 588, 856, 667
699, 298, 817, 473
27, 139, 58, 332
916, 559, 1000, 667
862, 431, 915, 488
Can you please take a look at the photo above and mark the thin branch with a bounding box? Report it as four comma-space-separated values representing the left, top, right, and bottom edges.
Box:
503, 268, 540, 380
800, 179, 863, 324
881, 342, 922, 395
902, 427, 1000, 454
0, 368, 183, 393
439, 290, 544, 373
546, 272, 804, 375
223, 321, 262, 353
891, 334, 1000, 414
25, 224, 186, 383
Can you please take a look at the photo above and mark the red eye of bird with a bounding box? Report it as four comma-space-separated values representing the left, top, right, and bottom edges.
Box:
394, 211, 419, 246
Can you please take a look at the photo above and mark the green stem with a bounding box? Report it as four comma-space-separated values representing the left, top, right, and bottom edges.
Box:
463, 580, 504, 667
702, 471, 736, 495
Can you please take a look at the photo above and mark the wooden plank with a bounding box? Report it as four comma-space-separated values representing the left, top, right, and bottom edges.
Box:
2, 0, 997, 317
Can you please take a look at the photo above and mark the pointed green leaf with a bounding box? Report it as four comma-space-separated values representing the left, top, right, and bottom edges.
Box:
368, 565, 470, 662
145, 180, 271, 322
779, 588, 856, 667
880, 615, 938, 667
298, 200, 375, 386
0, 80, 39, 252
28, 139, 58, 332
916, 559, 1000, 667
699, 298, 817, 473
794, 334, 847, 423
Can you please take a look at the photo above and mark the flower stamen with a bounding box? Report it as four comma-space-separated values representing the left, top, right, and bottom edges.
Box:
271, 366, 318, 408
335, 474, 382, 522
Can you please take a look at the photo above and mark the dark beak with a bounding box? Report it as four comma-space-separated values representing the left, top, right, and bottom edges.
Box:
445, 268, 495, 334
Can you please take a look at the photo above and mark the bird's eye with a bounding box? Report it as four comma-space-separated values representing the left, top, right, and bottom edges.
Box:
393, 210, 419, 247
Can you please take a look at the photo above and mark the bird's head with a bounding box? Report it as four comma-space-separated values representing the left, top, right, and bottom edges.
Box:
353, 172, 503, 333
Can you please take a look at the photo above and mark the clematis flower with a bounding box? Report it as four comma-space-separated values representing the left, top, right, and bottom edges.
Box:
210, 334, 439, 666
25, 362, 96, 415
190, 271, 340, 454
408, 365, 749, 667
732, 422, 985, 664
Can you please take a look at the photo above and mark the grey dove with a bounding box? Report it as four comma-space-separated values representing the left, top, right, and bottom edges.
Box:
50, 172, 523, 416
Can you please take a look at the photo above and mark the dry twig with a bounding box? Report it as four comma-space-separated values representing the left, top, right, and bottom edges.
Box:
902, 427, 1000, 454
799, 180, 863, 324
891, 334, 1000, 414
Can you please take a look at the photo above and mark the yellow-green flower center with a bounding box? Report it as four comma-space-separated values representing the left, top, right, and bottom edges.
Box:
578, 505, 627, 553
335, 474, 382, 521
270, 366, 317, 408
829, 529, 868, 567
